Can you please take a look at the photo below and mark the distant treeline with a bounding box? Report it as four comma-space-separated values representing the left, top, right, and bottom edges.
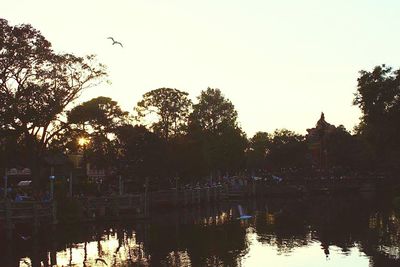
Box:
1, 18, 399, 188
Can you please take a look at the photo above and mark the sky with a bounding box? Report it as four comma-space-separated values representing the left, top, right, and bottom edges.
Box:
2, 0, 400, 136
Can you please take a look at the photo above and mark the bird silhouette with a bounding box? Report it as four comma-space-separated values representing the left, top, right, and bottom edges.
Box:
95, 258, 108, 265
107, 37, 123, 47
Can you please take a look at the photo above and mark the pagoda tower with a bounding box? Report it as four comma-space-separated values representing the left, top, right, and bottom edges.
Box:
306, 113, 336, 169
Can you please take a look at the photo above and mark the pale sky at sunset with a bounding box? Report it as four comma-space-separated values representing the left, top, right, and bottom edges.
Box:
3, 0, 400, 136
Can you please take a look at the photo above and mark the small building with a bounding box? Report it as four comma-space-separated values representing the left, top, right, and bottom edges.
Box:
306, 113, 336, 169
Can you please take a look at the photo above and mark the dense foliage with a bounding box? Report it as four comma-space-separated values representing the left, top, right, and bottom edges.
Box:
1, 19, 399, 192
354, 65, 400, 171
0, 18, 107, 186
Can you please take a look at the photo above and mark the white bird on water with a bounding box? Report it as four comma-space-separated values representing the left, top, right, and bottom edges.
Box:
237, 205, 252, 220
19, 234, 31, 241
107, 37, 123, 47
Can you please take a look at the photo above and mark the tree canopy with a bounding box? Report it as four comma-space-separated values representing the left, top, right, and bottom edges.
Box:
266, 129, 308, 172
0, 19, 107, 183
189, 88, 247, 175
0, 19, 107, 151
56, 97, 129, 169
68, 96, 129, 133
246, 131, 270, 172
135, 88, 192, 141
189, 87, 238, 133
353, 65, 400, 170
2, 18, 398, 190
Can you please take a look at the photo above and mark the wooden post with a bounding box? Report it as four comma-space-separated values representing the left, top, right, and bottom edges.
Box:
183, 189, 188, 207
144, 177, 149, 217
219, 185, 224, 200
3, 171, 8, 199
33, 204, 39, 235
50, 239, 57, 266
223, 183, 228, 199
50, 166, 55, 200
174, 188, 179, 207
206, 187, 210, 203
128, 195, 133, 210
113, 197, 120, 217
52, 201, 58, 225
196, 188, 201, 205
139, 194, 143, 215
5, 199, 13, 240
191, 189, 195, 205
69, 171, 73, 198
119, 175, 123, 195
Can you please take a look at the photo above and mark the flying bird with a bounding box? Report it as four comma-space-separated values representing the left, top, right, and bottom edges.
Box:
107, 37, 123, 47
95, 258, 108, 265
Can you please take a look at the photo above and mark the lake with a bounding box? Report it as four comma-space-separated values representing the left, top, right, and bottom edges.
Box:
1, 194, 399, 266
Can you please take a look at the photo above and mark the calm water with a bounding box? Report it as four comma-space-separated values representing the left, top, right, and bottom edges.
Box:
2, 194, 400, 266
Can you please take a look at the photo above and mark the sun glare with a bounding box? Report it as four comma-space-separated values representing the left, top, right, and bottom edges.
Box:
78, 137, 90, 147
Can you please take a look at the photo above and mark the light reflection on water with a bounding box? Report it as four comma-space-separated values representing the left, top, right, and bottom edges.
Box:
4, 196, 400, 266
17, 233, 371, 267
19, 231, 149, 267
241, 227, 369, 267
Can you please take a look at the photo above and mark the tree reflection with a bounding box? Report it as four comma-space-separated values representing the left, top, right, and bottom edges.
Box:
2, 196, 400, 266
363, 209, 400, 266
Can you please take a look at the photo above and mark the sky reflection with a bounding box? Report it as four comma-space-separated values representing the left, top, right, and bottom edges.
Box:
9, 197, 400, 266
240, 226, 370, 267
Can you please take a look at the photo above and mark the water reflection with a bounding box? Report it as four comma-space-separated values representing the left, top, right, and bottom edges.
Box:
13, 228, 148, 266
2, 195, 400, 266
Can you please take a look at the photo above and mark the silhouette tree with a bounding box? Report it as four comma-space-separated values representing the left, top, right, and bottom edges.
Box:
65, 97, 130, 169
0, 19, 107, 184
68, 96, 129, 133
325, 125, 372, 173
246, 132, 271, 173
189, 88, 247, 176
113, 125, 166, 190
189, 88, 238, 133
266, 129, 307, 172
354, 65, 400, 171
135, 88, 192, 141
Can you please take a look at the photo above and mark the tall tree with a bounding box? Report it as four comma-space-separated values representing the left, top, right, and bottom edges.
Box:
0, 19, 107, 183
354, 65, 400, 170
189, 87, 238, 133
189, 88, 247, 176
134, 88, 192, 141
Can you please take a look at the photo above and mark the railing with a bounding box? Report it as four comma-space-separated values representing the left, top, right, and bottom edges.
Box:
0, 200, 56, 235
0, 201, 54, 220
75, 194, 145, 219
150, 186, 225, 207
